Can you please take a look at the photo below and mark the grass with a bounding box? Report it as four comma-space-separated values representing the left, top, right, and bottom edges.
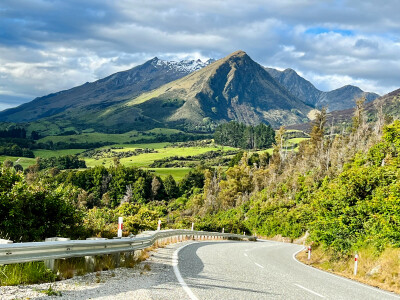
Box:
107, 142, 170, 150
37, 128, 184, 144
37, 285, 62, 296
0, 262, 55, 286
297, 245, 400, 294
286, 137, 309, 144
33, 149, 84, 158
0, 141, 234, 180
85, 144, 235, 168
0, 156, 36, 169
38, 131, 140, 144
147, 168, 192, 181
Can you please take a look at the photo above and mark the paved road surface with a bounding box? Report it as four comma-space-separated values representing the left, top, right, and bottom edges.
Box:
172, 240, 400, 300
9, 240, 397, 299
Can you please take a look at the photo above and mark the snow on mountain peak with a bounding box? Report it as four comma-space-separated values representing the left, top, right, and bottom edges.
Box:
152, 57, 215, 73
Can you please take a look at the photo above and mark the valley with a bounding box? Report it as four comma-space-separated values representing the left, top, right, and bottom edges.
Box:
0, 49, 399, 295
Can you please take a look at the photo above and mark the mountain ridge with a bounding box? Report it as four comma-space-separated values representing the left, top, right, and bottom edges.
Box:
116, 50, 312, 128
265, 67, 379, 111
0, 57, 215, 123
0, 50, 382, 135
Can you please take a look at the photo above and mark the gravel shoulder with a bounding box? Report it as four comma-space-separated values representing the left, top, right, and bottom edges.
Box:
0, 241, 194, 300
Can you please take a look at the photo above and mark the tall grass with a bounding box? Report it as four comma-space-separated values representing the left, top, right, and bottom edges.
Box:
297, 245, 400, 294
0, 262, 55, 286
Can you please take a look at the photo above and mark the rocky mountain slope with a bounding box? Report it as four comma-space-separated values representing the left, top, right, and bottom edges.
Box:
0, 50, 382, 134
114, 50, 312, 129
0, 58, 214, 123
265, 68, 379, 111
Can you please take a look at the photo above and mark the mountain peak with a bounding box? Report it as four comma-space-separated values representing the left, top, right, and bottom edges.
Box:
283, 68, 297, 75
224, 50, 247, 59
150, 57, 214, 73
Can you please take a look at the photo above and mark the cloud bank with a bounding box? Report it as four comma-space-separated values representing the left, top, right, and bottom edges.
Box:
0, 0, 399, 110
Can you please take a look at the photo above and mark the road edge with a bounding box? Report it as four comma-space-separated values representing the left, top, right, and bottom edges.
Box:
172, 242, 199, 300
290, 245, 400, 298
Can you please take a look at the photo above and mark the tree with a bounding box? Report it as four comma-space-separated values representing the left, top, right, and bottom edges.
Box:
270, 126, 286, 170
164, 175, 179, 199
151, 176, 162, 200
3, 159, 13, 168
14, 164, 23, 172
121, 184, 133, 204
309, 107, 327, 147
352, 97, 366, 132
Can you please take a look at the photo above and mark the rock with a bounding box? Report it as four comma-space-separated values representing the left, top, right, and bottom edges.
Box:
367, 265, 381, 276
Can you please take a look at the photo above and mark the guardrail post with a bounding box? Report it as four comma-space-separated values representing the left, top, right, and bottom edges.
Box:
157, 219, 161, 231
85, 237, 107, 271
118, 217, 123, 238
44, 237, 71, 271
0, 239, 13, 244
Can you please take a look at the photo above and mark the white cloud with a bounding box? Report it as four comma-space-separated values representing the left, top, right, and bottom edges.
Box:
0, 0, 399, 108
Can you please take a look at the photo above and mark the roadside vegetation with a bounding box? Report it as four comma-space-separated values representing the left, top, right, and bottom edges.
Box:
1, 100, 400, 292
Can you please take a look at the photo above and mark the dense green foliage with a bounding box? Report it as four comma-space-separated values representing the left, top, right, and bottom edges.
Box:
36, 155, 86, 170
0, 167, 84, 242
0, 128, 35, 157
214, 122, 275, 149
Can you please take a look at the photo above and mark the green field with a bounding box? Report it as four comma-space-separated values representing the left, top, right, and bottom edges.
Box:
85, 144, 235, 168
0, 156, 36, 169
33, 149, 84, 158
147, 167, 192, 181
37, 128, 183, 144
0, 135, 304, 180
286, 137, 309, 144
0, 141, 235, 180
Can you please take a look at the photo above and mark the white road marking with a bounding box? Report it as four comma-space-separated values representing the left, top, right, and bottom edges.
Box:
292, 247, 400, 298
254, 262, 264, 269
294, 283, 325, 298
172, 243, 199, 300
244, 253, 248, 257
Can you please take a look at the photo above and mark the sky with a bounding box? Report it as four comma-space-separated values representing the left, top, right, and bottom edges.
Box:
0, 0, 399, 111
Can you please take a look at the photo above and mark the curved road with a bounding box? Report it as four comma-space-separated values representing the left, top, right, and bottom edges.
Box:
172, 240, 399, 300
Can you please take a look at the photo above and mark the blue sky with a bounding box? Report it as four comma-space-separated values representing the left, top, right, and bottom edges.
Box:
0, 0, 399, 111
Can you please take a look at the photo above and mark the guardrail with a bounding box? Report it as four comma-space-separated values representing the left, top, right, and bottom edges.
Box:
0, 230, 255, 265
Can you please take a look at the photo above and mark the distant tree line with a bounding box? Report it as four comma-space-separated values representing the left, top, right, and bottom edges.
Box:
50, 165, 205, 209
36, 155, 86, 171
214, 122, 275, 149
0, 144, 34, 157
0, 128, 37, 157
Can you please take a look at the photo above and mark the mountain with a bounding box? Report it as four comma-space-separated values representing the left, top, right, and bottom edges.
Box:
112, 50, 312, 129
265, 68, 379, 111
0, 57, 215, 123
318, 85, 380, 111
0, 51, 313, 133
264, 68, 321, 107
287, 88, 400, 132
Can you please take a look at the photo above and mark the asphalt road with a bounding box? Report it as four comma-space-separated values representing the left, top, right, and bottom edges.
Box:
172, 240, 400, 300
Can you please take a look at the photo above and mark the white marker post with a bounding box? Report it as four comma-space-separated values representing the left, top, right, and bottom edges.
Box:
157, 219, 161, 231
222, 228, 224, 233
308, 245, 311, 260
243, 231, 246, 236
354, 254, 358, 275
118, 217, 123, 238
191, 222, 194, 231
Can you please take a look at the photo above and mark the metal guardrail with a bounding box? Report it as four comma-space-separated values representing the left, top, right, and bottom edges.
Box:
0, 230, 255, 265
